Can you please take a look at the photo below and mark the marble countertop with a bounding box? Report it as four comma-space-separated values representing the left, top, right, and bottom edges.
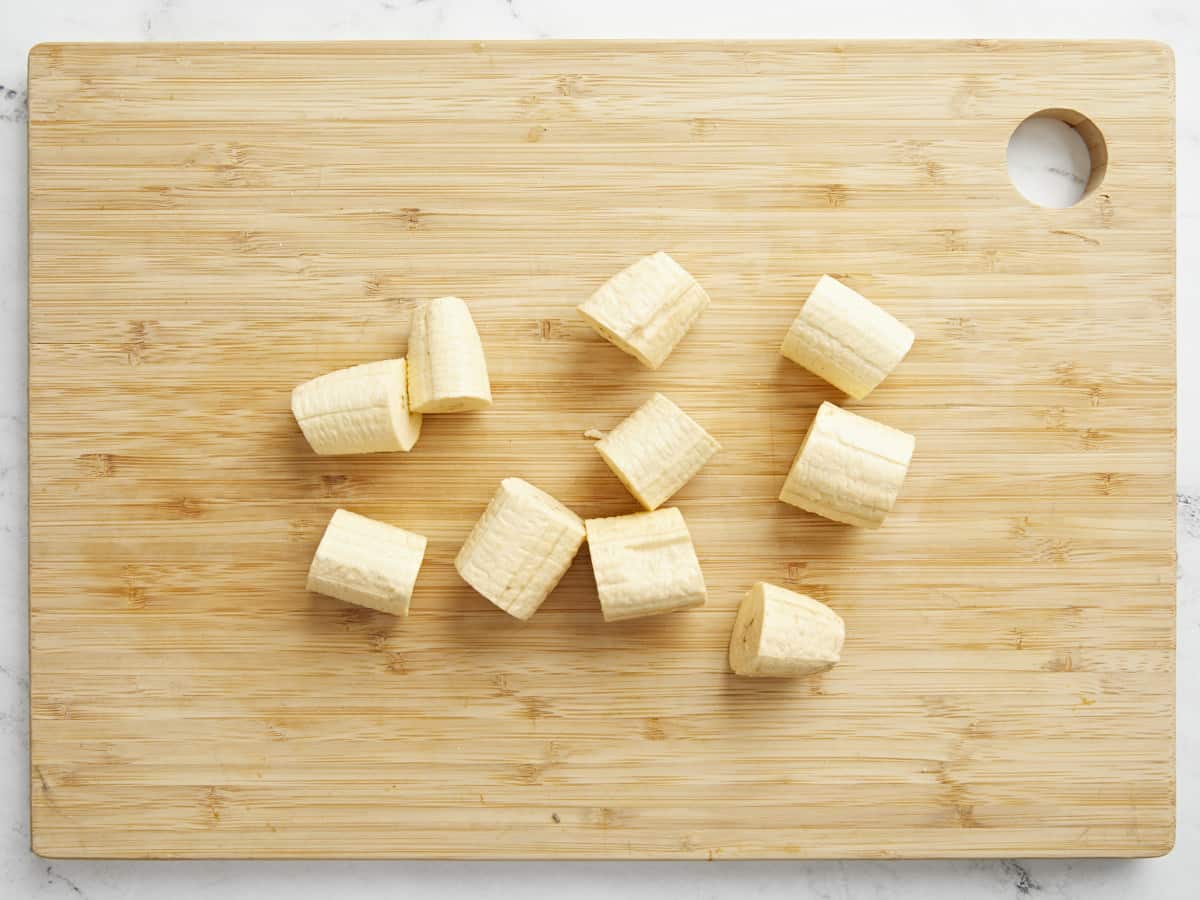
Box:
1, 1, 1194, 897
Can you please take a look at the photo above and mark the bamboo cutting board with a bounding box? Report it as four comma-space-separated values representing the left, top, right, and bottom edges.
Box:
28, 41, 1175, 859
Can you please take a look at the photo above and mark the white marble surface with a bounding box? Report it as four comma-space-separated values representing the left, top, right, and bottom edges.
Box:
0, 1, 1195, 897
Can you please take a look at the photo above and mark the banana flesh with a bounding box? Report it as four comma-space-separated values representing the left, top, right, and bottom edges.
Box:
729, 582, 844, 677
594, 393, 720, 511
291, 358, 422, 455
780, 275, 914, 399
779, 401, 915, 528
306, 509, 428, 616
585, 507, 707, 622
455, 478, 586, 620
408, 296, 493, 413
577, 252, 709, 369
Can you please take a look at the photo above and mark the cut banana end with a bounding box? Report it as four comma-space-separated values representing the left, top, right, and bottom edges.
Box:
779, 401, 915, 528
407, 296, 493, 413
729, 582, 844, 677
780, 275, 914, 399
595, 393, 720, 510
577, 252, 710, 369
585, 507, 707, 622
307, 509, 428, 616
291, 358, 422, 455
455, 478, 586, 620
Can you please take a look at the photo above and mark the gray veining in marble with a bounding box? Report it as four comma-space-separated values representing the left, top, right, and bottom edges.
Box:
0, 1, 1195, 897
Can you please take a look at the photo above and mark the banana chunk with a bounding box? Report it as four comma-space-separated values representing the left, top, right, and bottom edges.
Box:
586, 508, 707, 622
780, 275, 914, 399
577, 252, 710, 369
729, 582, 844, 677
291, 358, 422, 455
779, 401, 915, 528
407, 296, 493, 413
307, 509, 428, 616
455, 478, 586, 620
594, 393, 720, 510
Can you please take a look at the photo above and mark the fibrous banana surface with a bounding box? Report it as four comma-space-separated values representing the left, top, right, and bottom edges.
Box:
779, 401, 915, 528
577, 252, 709, 369
594, 393, 720, 510
455, 477, 586, 620
307, 508, 428, 616
729, 582, 844, 677
291, 358, 422, 455
585, 507, 707, 622
408, 296, 493, 413
780, 275, 914, 399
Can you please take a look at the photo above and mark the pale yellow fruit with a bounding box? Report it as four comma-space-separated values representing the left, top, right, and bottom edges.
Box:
577, 252, 709, 369
729, 582, 845, 677
594, 393, 720, 510
585, 507, 707, 622
455, 478, 586, 620
408, 296, 493, 413
779, 401, 915, 528
780, 275, 914, 399
307, 509, 428, 616
291, 358, 421, 455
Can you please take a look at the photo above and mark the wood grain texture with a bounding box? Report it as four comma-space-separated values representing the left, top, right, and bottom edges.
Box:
27, 40, 1175, 859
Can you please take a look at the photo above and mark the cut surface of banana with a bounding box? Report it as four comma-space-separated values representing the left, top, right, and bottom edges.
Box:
779, 401, 915, 528
577, 252, 710, 369
291, 358, 422, 455
585, 507, 707, 622
407, 296, 493, 413
594, 393, 720, 510
780, 275, 914, 399
455, 478, 586, 620
306, 509, 428, 616
729, 582, 844, 677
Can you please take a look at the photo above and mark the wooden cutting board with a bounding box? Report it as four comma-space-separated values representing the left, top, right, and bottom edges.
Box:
27, 41, 1176, 859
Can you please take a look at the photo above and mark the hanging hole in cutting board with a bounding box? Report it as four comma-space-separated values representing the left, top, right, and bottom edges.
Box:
1006, 109, 1108, 208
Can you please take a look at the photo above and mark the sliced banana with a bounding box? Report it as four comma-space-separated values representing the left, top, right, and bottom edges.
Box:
291, 358, 422, 455
455, 477, 586, 620
307, 509, 428, 616
585, 507, 707, 622
594, 393, 720, 510
577, 252, 710, 369
729, 582, 844, 677
407, 296, 493, 413
779, 401, 915, 528
780, 275, 914, 399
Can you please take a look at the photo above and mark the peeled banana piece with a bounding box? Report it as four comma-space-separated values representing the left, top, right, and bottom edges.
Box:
594, 393, 720, 511
585, 507, 707, 622
291, 358, 422, 455
780, 275, 914, 399
407, 296, 493, 413
577, 252, 710, 369
729, 582, 844, 677
307, 509, 428, 616
779, 401, 915, 528
455, 477, 586, 620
